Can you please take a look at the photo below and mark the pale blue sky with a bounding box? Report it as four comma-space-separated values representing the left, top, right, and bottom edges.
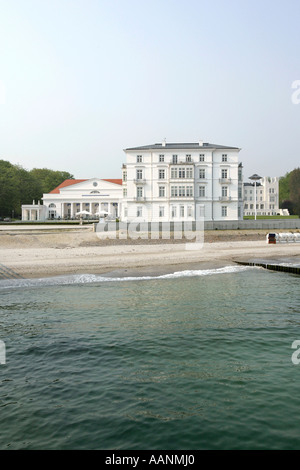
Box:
0, 0, 300, 181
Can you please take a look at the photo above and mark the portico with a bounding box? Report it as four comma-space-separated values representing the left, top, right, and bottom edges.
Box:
22, 201, 47, 221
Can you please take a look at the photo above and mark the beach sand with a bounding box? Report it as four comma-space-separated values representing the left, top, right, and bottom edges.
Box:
0, 225, 300, 279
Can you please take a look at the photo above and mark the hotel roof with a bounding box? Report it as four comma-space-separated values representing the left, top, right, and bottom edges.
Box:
49, 178, 122, 194
125, 142, 240, 151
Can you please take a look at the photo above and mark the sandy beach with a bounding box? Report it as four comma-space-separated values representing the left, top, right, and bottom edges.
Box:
0, 225, 300, 279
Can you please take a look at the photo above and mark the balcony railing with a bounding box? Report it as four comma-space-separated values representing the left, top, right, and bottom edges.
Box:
133, 179, 147, 184
219, 178, 232, 184
219, 196, 232, 202
134, 196, 147, 202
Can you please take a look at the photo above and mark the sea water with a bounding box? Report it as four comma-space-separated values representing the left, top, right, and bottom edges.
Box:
0, 265, 299, 450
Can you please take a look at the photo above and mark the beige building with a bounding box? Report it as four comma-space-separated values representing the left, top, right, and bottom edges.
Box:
243, 176, 279, 216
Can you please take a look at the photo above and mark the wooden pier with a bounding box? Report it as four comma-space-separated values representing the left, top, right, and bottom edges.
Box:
235, 261, 300, 275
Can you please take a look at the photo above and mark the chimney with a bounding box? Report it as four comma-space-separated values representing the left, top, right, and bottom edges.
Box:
199, 140, 203, 147
162, 138, 166, 147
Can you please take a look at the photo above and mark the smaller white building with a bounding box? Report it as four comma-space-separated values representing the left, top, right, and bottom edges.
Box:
243, 176, 279, 216
22, 201, 47, 221
22, 178, 123, 221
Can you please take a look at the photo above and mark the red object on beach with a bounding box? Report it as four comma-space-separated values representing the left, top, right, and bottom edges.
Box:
267, 233, 276, 244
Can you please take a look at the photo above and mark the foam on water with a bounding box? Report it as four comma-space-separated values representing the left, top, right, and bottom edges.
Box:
0, 265, 253, 290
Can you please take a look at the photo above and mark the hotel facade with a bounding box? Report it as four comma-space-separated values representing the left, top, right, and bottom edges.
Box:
21, 141, 244, 222
121, 141, 244, 222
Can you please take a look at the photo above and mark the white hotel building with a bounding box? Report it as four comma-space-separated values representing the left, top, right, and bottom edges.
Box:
243, 176, 280, 217
121, 141, 243, 222
22, 178, 123, 221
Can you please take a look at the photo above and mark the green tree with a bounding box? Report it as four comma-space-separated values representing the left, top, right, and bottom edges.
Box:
279, 168, 300, 215
289, 168, 300, 215
29, 168, 74, 194
279, 172, 291, 206
0, 160, 73, 218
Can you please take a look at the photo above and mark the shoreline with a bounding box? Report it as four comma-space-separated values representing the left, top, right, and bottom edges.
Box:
1, 237, 300, 281
1, 227, 300, 280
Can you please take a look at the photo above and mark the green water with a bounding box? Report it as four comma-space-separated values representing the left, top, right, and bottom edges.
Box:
0, 266, 299, 450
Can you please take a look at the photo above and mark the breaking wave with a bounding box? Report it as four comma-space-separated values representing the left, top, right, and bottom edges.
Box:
0, 265, 254, 290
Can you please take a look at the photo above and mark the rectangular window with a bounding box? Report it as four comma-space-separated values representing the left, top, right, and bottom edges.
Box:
180, 205, 184, 217
222, 206, 227, 217
222, 186, 228, 197
172, 155, 178, 164
123, 188, 127, 197
159, 206, 164, 218
222, 154, 228, 162
178, 167, 185, 178
122, 170, 127, 182
199, 169, 205, 179
159, 169, 165, 179
171, 167, 178, 179
186, 154, 192, 162
159, 186, 165, 197
171, 206, 177, 218
186, 186, 193, 197
136, 169, 143, 180
221, 169, 228, 179
137, 187, 143, 198
124, 207, 128, 217
171, 186, 178, 197
199, 205, 205, 217
187, 206, 193, 217
159, 154, 164, 162
186, 167, 193, 178
199, 154, 205, 162
178, 186, 185, 197
137, 155, 142, 163
199, 186, 205, 197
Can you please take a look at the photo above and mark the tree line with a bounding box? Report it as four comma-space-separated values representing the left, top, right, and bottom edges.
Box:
0, 159, 73, 218
279, 168, 300, 215
0, 158, 299, 219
